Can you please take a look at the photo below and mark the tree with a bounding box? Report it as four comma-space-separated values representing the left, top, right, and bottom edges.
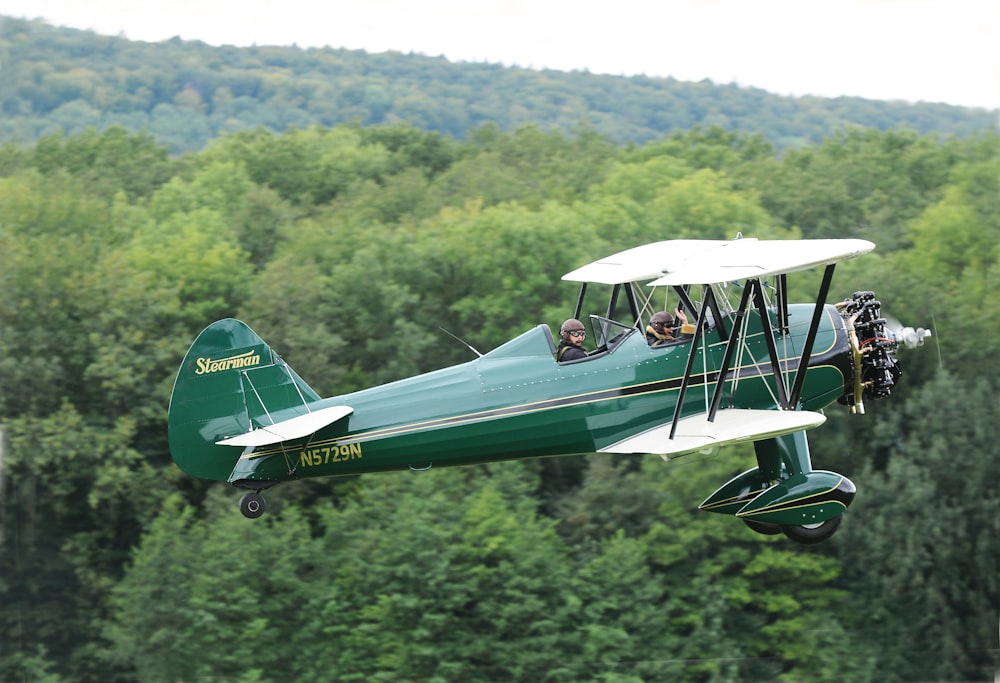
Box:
78, 203, 254, 434
837, 372, 1000, 682
147, 159, 295, 269
108, 465, 583, 682
2, 114, 997, 683
203, 125, 392, 205
570, 530, 672, 682
1, 405, 154, 683
30, 126, 175, 200
106, 492, 323, 682
749, 129, 963, 249
883, 156, 999, 381
0, 173, 111, 419
637, 451, 867, 682
408, 200, 607, 356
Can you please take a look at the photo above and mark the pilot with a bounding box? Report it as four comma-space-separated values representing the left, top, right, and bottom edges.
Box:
556, 319, 589, 361
646, 309, 696, 347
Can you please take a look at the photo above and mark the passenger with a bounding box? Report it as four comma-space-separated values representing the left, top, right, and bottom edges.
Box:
646, 309, 696, 347
555, 318, 589, 361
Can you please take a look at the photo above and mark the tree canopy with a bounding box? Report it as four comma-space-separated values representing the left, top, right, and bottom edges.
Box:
1, 120, 997, 682
1, 16, 996, 153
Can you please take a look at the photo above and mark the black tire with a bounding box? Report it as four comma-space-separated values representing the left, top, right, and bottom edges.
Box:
743, 519, 783, 536
781, 516, 842, 544
239, 492, 266, 519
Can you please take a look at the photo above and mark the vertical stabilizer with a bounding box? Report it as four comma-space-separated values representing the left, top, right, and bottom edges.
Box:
167, 319, 319, 481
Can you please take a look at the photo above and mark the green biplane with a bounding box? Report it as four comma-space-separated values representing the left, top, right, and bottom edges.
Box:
168, 237, 927, 543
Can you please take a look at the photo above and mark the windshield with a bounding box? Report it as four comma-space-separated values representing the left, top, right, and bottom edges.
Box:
589, 315, 638, 353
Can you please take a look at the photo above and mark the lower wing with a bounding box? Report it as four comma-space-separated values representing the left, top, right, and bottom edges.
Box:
600, 408, 826, 458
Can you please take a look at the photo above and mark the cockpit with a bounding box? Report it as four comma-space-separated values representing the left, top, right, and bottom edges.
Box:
553, 276, 718, 364
553, 315, 641, 364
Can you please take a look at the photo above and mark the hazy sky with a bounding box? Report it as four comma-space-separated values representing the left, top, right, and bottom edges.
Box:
4, 0, 998, 110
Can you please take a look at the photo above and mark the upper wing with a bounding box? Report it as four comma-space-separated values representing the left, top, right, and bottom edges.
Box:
562, 238, 874, 286
217, 404, 354, 447
599, 408, 827, 457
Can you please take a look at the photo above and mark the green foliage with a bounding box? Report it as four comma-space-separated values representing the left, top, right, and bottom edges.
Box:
0, 119, 997, 682
106, 493, 322, 682
753, 128, 965, 248
1, 17, 995, 153
879, 154, 1000, 380
637, 452, 867, 682
1, 405, 154, 682
642, 169, 771, 240
359, 122, 459, 178
26, 126, 176, 200
0, 181, 110, 417
201, 125, 393, 205
631, 125, 775, 173
63, 191, 255, 433
838, 372, 1000, 682
149, 159, 296, 268
315, 467, 580, 682
409, 200, 607, 352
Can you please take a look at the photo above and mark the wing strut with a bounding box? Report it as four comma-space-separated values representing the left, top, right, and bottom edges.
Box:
776, 274, 789, 334
751, 279, 791, 410
706, 282, 755, 424
676, 286, 696, 315
606, 283, 622, 320
572, 283, 588, 321
788, 264, 836, 407
624, 282, 641, 328
669, 285, 724, 439
705, 286, 729, 342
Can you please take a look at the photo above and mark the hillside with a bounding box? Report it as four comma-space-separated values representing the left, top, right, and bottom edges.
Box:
1, 15, 996, 152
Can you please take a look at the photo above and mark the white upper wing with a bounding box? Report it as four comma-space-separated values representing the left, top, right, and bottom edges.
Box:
562, 238, 875, 286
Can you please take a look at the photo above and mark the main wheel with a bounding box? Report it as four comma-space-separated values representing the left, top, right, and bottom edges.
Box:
743, 519, 783, 536
781, 516, 842, 544
239, 492, 266, 519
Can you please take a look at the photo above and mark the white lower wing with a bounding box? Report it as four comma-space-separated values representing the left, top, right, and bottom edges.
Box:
600, 409, 826, 457
217, 404, 354, 447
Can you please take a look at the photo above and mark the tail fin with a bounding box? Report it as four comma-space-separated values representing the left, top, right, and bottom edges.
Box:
167, 319, 320, 481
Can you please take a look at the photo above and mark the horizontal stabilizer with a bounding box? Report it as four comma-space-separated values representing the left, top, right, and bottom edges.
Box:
217, 405, 354, 447
600, 409, 826, 457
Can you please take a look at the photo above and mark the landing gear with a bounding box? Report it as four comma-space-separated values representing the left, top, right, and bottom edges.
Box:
743, 519, 783, 536
239, 492, 266, 519
780, 516, 843, 544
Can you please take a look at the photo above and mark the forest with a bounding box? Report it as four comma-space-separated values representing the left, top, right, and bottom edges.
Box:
0, 116, 997, 681
1, 15, 997, 153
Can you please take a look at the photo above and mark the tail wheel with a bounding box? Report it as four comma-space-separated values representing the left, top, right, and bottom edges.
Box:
743, 519, 783, 536
239, 492, 266, 519
781, 515, 842, 544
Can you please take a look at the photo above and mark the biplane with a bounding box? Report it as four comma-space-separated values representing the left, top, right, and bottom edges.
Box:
168, 237, 928, 543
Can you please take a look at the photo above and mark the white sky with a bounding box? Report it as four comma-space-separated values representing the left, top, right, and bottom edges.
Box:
3, 0, 999, 110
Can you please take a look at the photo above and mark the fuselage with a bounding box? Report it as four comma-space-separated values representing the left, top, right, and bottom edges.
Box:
229, 304, 852, 485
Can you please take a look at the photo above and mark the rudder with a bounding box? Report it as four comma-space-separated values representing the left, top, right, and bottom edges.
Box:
167, 318, 320, 481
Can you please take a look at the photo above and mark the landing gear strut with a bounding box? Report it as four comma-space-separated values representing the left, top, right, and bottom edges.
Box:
239, 492, 266, 519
